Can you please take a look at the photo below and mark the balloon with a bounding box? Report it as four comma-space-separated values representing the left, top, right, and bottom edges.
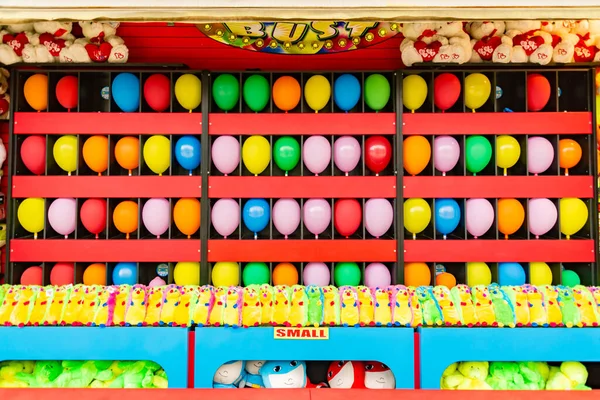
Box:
497, 199, 525, 238
175, 74, 202, 111
404, 198, 432, 239
528, 198, 558, 238
211, 198, 240, 238
142, 198, 170, 238
436, 272, 457, 289
434, 198, 461, 238
364, 263, 391, 288
20, 135, 46, 175
496, 135, 521, 175
466, 262, 492, 286
242, 135, 270, 175
83, 263, 107, 285
24, 73, 48, 111
433, 136, 460, 175
364, 74, 390, 111
113, 200, 138, 239
334, 74, 361, 111
562, 270, 581, 288
465, 198, 494, 238
334, 136, 361, 175
558, 138, 582, 175
273, 136, 300, 175
50, 262, 74, 285
144, 74, 171, 112
303, 136, 331, 175
48, 198, 76, 238
303, 199, 331, 238
21, 266, 43, 286
55, 75, 78, 110
365, 136, 392, 175
465, 135, 492, 175
304, 75, 331, 112
364, 198, 393, 238
498, 262, 526, 286
272, 198, 300, 238
403, 136, 431, 175
143, 135, 170, 175
527, 73, 551, 112
113, 262, 137, 285
273, 263, 299, 286
174, 198, 201, 238
212, 262, 240, 287
213, 74, 240, 111
273, 76, 301, 112
53, 135, 78, 175
243, 198, 270, 237
404, 262, 431, 286
174, 262, 200, 286
559, 198, 588, 239
212, 136, 240, 175
115, 136, 139, 175
112, 73, 140, 112
434, 73, 461, 111
243, 74, 270, 112
80, 198, 107, 238
175, 135, 201, 174
334, 262, 361, 286
303, 263, 331, 286
17, 198, 45, 238
527, 136, 554, 175
243, 262, 270, 285
464, 73, 491, 111
334, 199, 362, 237
82, 135, 108, 175
150, 277, 168, 287
403, 75, 428, 112
529, 262, 553, 285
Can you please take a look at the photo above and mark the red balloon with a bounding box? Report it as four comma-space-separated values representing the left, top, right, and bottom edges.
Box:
144, 74, 171, 112
527, 73, 551, 112
80, 198, 107, 238
55, 75, 78, 110
334, 199, 362, 237
434, 73, 461, 111
50, 262, 74, 285
21, 266, 43, 285
365, 136, 392, 174
20, 135, 46, 175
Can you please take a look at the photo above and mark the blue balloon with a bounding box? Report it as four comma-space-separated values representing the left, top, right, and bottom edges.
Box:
112, 73, 140, 112
435, 198, 461, 237
334, 74, 361, 111
498, 262, 526, 286
243, 198, 270, 237
175, 135, 201, 174
113, 262, 137, 285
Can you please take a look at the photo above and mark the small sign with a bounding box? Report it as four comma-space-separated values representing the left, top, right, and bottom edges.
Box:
495, 86, 503, 99
274, 327, 329, 340
101, 86, 110, 100
435, 263, 446, 276
156, 263, 169, 277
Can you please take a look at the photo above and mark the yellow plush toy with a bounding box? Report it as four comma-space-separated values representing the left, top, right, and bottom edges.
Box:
456, 362, 492, 390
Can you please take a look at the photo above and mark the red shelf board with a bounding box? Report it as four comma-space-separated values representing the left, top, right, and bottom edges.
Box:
13, 112, 202, 135
12, 176, 201, 198
208, 113, 396, 135
10, 239, 201, 262
403, 176, 594, 198
208, 176, 396, 198
403, 112, 592, 135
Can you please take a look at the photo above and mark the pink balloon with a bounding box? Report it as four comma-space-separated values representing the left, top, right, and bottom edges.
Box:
303, 199, 331, 239
466, 198, 495, 238
527, 136, 554, 175
364, 198, 394, 238
303, 136, 331, 175
364, 262, 391, 287
528, 198, 558, 238
212, 136, 240, 175
48, 198, 77, 238
211, 198, 240, 238
433, 136, 460, 175
272, 198, 300, 238
334, 136, 361, 175
149, 276, 167, 287
142, 198, 170, 238
303, 262, 331, 286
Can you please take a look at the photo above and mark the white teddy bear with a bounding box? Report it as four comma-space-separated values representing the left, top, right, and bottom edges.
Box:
79, 21, 119, 41
542, 21, 579, 63
4, 24, 33, 34
570, 20, 600, 62
400, 22, 447, 66
467, 21, 512, 63
506, 21, 553, 64
59, 38, 92, 63
433, 22, 472, 64
33, 22, 74, 40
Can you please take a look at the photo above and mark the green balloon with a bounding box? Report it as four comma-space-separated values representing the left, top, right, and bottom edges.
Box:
243, 75, 270, 112
334, 262, 361, 286
562, 269, 581, 288
465, 135, 492, 175
364, 74, 391, 111
273, 136, 300, 175
212, 74, 240, 111
243, 262, 270, 285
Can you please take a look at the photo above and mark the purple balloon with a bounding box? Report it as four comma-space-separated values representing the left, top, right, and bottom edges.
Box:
303, 136, 331, 175
211, 198, 240, 238
48, 198, 76, 238
334, 136, 361, 175
212, 136, 240, 175
527, 136, 554, 175
303, 262, 331, 286
466, 198, 495, 238
364, 262, 391, 287
364, 198, 394, 238
142, 198, 170, 238
303, 199, 331, 239
433, 136, 460, 175
528, 198, 558, 238
272, 198, 300, 239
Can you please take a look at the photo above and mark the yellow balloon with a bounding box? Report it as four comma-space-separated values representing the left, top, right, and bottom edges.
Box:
529, 262, 553, 285
464, 73, 491, 111
53, 135, 78, 175
560, 198, 588, 239
496, 135, 521, 174
174, 262, 200, 286
304, 75, 331, 112
466, 262, 492, 286
212, 262, 240, 286
404, 198, 432, 238
403, 75, 428, 112
143, 135, 171, 175
175, 74, 202, 112
242, 135, 270, 175
17, 198, 45, 239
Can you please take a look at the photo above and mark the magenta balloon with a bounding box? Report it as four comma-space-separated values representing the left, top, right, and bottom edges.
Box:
303, 199, 331, 238
272, 198, 301, 238
142, 198, 170, 238
527, 136, 554, 175
433, 135, 460, 174
211, 198, 240, 238
303, 262, 331, 286
364, 198, 394, 238
212, 136, 240, 175
48, 198, 76, 237
303, 136, 332, 175
364, 262, 391, 287
334, 136, 361, 174
528, 198, 558, 238
465, 198, 495, 238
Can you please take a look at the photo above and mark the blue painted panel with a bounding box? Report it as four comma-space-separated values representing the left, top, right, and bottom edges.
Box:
0, 327, 189, 388
419, 328, 600, 389
194, 327, 414, 389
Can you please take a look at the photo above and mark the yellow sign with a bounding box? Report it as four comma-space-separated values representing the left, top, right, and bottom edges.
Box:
274, 327, 329, 340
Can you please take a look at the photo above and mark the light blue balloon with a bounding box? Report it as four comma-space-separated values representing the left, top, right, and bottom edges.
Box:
243, 199, 270, 237
112, 73, 140, 112
334, 74, 361, 112
435, 198, 461, 238
175, 135, 201, 174
498, 262, 526, 286
113, 262, 137, 285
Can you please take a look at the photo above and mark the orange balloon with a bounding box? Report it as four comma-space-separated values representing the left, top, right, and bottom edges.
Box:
273, 262, 299, 286
83, 263, 107, 285
436, 272, 457, 289
559, 139, 582, 173
174, 198, 200, 238
404, 262, 431, 286
113, 200, 138, 239
403, 136, 431, 175
24, 74, 49, 111
83, 135, 108, 175
497, 198, 525, 238
273, 76, 301, 112
115, 136, 140, 174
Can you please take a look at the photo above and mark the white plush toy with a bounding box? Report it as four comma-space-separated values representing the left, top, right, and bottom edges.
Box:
33, 22, 74, 40
433, 22, 472, 64
59, 38, 92, 63
570, 20, 600, 62
506, 21, 552, 64
402, 22, 437, 40
400, 22, 446, 66
467, 21, 511, 63
79, 21, 119, 41
542, 21, 579, 63
4, 24, 33, 34
0, 29, 32, 65
106, 35, 129, 63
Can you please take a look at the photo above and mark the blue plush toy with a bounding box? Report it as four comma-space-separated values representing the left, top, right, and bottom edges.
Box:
212, 360, 245, 388
260, 361, 307, 388
239, 360, 265, 388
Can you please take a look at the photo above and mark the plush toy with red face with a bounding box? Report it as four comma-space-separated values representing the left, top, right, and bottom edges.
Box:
327, 361, 365, 389
364, 362, 396, 389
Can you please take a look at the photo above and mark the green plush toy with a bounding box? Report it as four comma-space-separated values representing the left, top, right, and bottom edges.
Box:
0, 361, 35, 387
456, 362, 492, 390
557, 286, 581, 328
306, 285, 324, 327
517, 361, 549, 390
488, 284, 516, 328
15, 360, 63, 388
53, 361, 98, 388
416, 286, 443, 326
486, 362, 526, 390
